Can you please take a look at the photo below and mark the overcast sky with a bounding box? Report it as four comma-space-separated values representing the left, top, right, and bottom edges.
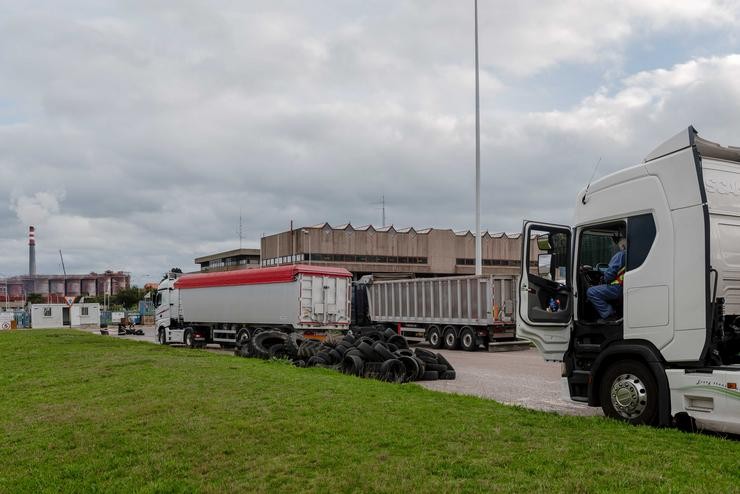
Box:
2, 1, 740, 286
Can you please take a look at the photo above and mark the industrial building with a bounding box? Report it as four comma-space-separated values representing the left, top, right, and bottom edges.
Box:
194, 248, 261, 272
0, 226, 131, 308
258, 223, 535, 279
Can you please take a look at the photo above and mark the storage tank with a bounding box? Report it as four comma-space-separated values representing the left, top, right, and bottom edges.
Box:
49, 279, 65, 294
81, 279, 97, 296
66, 279, 81, 296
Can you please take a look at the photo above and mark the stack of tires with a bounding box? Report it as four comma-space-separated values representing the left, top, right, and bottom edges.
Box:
235, 327, 455, 383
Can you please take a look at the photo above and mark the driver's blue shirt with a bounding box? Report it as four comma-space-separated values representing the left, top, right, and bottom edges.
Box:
603, 250, 626, 284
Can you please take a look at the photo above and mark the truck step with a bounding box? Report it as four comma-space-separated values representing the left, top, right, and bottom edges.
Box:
575, 342, 601, 353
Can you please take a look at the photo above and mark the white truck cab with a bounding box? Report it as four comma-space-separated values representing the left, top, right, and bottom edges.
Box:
518, 127, 740, 433
154, 272, 183, 345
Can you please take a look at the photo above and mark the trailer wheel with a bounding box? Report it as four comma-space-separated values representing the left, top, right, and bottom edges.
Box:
184, 329, 194, 348
443, 326, 459, 350
599, 360, 658, 426
428, 326, 443, 349
460, 327, 476, 352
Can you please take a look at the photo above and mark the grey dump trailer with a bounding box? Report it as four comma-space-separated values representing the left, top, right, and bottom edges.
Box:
154, 265, 353, 348
364, 275, 518, 351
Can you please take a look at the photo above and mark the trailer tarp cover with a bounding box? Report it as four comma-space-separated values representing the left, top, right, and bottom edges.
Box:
175, 264, 352, 289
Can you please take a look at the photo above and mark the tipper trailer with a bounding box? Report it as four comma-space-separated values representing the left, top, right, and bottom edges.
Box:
517, 127, 740, 433
154, 265, 352, 348
360, 275, 517, 351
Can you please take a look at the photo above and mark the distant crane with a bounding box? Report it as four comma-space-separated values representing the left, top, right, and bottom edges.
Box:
59, 249, 67, 299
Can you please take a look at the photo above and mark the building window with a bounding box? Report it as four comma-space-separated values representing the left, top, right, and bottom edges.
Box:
81, 307, 89, 316
43, 307, 52, 317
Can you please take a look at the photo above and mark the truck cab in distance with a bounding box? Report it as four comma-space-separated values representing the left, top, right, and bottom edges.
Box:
518, 127, 740, 434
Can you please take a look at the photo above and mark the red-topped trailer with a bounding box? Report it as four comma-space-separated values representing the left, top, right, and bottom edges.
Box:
154, 265, 352, 348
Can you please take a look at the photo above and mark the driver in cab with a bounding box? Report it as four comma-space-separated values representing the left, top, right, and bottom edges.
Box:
586, 234, 626, 323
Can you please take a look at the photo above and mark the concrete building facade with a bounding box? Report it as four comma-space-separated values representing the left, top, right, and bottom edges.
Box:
260, 223, 535, 279
195, 248, 261, 272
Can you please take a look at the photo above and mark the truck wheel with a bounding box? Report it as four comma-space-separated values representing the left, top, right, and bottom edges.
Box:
427, 326, 443, 349
236, 329, 251, 353
184, 329, 195, 348
460, 327, 476, 352
599, 360, 658, 426
443, 327, 459, 350
157, 328, 168, 345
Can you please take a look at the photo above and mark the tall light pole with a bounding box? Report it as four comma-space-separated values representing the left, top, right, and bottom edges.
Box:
302, 229, 311, 265
474, 0, 482, 276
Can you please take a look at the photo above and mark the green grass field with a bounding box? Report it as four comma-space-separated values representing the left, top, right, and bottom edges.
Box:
0, 329, 738, 493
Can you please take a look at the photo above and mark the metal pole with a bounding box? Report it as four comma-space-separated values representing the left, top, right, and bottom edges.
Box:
474, 0, 482, 276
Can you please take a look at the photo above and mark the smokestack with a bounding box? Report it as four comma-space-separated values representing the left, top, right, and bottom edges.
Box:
29, 226, 36, 277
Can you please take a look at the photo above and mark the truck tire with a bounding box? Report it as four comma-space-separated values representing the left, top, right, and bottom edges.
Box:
428, 326, 443, 349
439, 370, 456, 380
414, 348, 438, 364
435, 353, 454, 371
398, 355, 420, 382
184, 329, 195, 348
373, 342, 396, 361
236, 328, 252, 353
426, 363, 448, 373
387, 335, 409, 350
358, 342, 380, 362
380, 359, 405, 383
420, 370, 439, 381
341, 354, 365, 376
460, 327, 476, 352
443, 326, 459, 350
599, 360, 658, 426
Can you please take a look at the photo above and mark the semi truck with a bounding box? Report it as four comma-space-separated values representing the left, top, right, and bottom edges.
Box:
517, 127, 740, 433
359, 274, 517, 350
154, 264, 518, 351
154, 265, 352, 348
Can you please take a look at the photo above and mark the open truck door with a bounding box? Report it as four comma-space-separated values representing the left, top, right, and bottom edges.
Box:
518, 221, 573, 361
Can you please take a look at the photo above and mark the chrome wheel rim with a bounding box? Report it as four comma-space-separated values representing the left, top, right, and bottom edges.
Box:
462, 334, 472, 347
610, 373, 647, 419
430, 332, 439, 345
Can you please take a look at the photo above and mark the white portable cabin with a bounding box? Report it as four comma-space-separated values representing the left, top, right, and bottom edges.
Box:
30, 303, 101, 329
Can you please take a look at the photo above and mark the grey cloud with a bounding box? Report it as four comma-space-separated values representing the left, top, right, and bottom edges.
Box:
1, 2, 740, 286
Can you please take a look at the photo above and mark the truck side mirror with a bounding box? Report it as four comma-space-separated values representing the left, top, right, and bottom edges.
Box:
538, 254, 552, 276
537, 234, 552, 251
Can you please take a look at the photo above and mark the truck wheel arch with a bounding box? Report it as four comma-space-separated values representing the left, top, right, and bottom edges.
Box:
588, 340, 671, 427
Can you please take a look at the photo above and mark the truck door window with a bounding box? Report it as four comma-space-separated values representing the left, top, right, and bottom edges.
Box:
530, 230, 569, 284
626, 213, 656, 271
524, 225, 571, 324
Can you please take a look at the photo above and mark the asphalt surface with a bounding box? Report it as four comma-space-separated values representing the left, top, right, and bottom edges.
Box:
88, 326, 600, 416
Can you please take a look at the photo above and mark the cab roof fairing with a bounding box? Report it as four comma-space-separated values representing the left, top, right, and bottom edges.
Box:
576, 126, 740, 211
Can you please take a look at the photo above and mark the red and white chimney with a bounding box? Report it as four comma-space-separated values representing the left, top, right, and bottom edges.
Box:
29, 226, 36, 277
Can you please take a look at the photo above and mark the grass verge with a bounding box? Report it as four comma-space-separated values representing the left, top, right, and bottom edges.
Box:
0, 329, 738, 493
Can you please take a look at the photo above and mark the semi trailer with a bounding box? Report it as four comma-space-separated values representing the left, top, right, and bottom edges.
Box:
155, 264, 517, 352
517, 127, 740, 433
154, 265, 352, 348
359, 274, 517, 351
